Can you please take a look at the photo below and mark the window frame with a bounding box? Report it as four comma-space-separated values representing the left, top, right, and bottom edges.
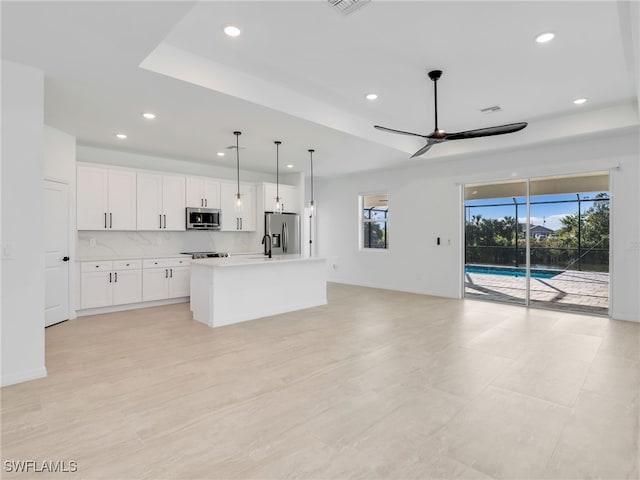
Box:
359, 193, 389, 252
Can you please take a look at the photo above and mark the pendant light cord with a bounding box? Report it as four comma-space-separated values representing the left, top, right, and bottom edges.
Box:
275, 141, 281, 201
309, 149, 314, 205
234, 131, 241, 198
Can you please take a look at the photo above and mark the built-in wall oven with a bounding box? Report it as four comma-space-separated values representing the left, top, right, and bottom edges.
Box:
186, 207, 221, 230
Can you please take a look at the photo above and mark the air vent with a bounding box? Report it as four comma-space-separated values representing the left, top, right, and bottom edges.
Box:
480, 105, 502, 114
328, 0, 371, 15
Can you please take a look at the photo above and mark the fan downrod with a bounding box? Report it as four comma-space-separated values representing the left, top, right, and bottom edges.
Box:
428, 70, 442, 81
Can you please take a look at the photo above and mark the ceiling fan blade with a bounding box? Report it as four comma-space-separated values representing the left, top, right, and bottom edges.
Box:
444, 122, 528, 141
410, 142, 434, 158
374, 125, 427, 138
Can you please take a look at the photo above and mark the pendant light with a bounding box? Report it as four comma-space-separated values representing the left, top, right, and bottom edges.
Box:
274, 140, 283, 213
308, 149, 315, 257
233, 131, 243, 212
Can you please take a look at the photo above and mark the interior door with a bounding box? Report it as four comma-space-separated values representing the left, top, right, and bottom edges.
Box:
44, 180, 70, 326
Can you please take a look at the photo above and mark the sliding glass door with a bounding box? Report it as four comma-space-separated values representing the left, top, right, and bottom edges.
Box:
464, 180, 528, 306
464, 173, 610, 315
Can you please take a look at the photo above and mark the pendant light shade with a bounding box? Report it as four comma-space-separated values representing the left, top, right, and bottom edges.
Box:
233, 131, 243, 212
274, 141, 283, 214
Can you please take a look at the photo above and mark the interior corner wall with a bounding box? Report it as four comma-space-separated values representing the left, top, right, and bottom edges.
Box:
316, 129, 639, 322
1, 60, 47, 386
44, 125, 77, 319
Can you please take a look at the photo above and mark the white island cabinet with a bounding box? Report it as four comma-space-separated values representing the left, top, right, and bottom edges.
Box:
190, 255, 327, 328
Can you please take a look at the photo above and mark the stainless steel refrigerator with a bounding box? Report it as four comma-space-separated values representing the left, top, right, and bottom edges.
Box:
265, 212, 301, 255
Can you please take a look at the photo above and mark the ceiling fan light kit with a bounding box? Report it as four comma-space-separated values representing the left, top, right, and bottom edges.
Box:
374, 69, 528, 158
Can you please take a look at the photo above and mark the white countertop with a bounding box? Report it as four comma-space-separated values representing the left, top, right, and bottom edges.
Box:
77, 253, 193, 262
191, 254, 325, 268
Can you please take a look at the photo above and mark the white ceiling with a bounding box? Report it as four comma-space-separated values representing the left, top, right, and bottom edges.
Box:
1, 1, 638, 177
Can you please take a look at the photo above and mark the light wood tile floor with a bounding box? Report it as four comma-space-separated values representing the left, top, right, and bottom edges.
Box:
2, 283, 638, 479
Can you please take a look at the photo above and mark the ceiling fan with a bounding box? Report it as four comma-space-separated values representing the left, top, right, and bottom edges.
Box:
374, 70, 528, 158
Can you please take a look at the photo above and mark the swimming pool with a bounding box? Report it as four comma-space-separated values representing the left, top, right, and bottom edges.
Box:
465, 265, 562, 279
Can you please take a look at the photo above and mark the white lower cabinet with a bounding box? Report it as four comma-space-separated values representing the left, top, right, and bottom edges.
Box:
80, 260, 142, 309
142, 257, 191, 302
80, 257, 189, 310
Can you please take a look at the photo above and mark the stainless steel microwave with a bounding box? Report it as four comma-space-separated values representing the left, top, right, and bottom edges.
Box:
186, 207, 221, 230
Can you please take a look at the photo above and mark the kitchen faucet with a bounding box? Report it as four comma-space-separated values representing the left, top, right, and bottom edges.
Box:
261, 234, 272, 258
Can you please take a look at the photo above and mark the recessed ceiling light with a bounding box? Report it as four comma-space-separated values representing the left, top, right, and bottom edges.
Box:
224, 25, 241, 37
573, 98, 587, 105
142, 112, 156, 120
535, 32, 555, 44
217, 152, 225, 157
472, 190, 478, 195
115, 133, 127, 139
366, 93, 378, 100
286, 164, 294, 169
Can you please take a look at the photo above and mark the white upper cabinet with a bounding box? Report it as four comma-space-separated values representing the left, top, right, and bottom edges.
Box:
220, 182, 256, 231
136, 173, 163, 230
263, 183, 299, 213
137, 173, 186, 231
162, 175, 186, 230
107, 169, 137, 229
186, 177, 221, 209
77, 164, 136, 230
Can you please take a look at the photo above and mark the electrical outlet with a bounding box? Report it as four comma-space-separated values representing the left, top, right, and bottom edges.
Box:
89, 238, 96, 247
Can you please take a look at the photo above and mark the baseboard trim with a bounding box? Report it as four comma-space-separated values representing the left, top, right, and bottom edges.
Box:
610, 311, 639, 323
1, 367, 48, 387
76, 297, 189, 317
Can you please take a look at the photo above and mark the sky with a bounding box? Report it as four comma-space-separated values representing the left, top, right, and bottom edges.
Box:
465, 192, 608, 231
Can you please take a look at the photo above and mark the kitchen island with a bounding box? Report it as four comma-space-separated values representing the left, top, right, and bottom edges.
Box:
190, 255, 327, 328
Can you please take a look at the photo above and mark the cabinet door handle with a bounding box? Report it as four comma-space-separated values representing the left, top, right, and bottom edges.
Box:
114, 272, 118, 282
163, 214, 166, 229
201, 198, 203, 207
240, 217, 243, 230
104, 213, 107, 229
165, 269, 168, 278
109, 272, 112, 283
170, 268, 173, 278
109, 212, 113, 229
205, 198, 207, 207
159, 214, 162, 229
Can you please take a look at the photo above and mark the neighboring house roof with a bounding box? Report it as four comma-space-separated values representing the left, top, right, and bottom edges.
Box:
530, 225, 555, 235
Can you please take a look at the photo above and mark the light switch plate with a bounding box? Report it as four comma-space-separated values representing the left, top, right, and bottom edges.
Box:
2, 243, 14, 259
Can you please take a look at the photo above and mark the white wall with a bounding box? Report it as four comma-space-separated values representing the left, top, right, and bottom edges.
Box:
317, 128, 640, 322
1, 61, 47, 386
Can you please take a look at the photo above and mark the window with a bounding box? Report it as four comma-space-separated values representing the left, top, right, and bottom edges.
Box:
361, 193, 388, 249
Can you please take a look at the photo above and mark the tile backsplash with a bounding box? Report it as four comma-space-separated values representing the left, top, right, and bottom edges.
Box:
77, 230, 261, 259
